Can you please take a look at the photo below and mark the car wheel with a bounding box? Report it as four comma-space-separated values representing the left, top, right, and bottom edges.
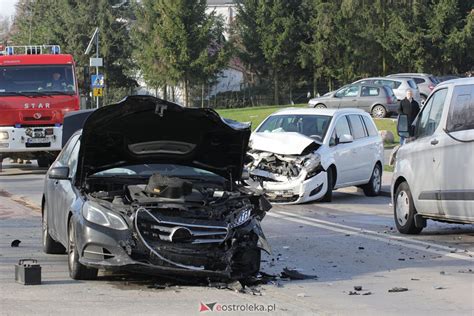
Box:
315, 103, 326, 109
371, 105, 387, 118
42, 202, 66, 254
363, 164, 382, 196
394, 182, 423, 234
68, 218, 98, 280
320, 167, 333, 202
420, 94, 427, 103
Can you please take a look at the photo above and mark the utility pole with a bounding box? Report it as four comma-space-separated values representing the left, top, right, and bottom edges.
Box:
85, 27, 102, 108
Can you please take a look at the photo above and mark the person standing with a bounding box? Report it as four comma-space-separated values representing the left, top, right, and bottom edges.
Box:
398, 89, 420, 144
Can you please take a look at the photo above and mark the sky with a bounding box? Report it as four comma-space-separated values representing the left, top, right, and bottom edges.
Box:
1, 0, 18, 19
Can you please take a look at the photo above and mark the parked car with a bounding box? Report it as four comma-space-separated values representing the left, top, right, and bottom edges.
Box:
308, 84, 398, 118
392, 78, 474, 234
387, 73, 439, 101
436, 75, 460, 82
245, 108, 384, 204
352, 77, 421, 103
42, 95, 271, 280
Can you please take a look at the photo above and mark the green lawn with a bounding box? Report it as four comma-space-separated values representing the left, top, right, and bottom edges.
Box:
217, 105, 399, 146
216, 104, 306, 130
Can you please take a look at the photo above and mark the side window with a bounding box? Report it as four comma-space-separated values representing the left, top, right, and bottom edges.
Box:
330, 116, 351, 146
362, 115, 379, 136
416, 88, 448, 138
414, 78, 425, 84
57, 134, 79, 165
368, 87, 380, 96
348, 115, 367, 139
407, 80, 417, 89
446, 84, 474, 132
342, 86, 359, 97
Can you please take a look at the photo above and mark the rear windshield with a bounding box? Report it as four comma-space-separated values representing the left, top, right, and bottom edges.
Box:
0, 65, 76, 95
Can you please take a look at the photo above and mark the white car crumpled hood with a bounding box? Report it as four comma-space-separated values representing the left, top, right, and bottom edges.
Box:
250, 132, 318, 155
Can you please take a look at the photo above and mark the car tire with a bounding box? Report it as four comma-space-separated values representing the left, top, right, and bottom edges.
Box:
420, 94, 427, 103
320, 167, 333, 202
42, 202, 66, 254
363, 164, 382, 197
315, 103, 326, 109
68, 218, 98, 280
394, 182, 423, 234
371, 105, 387, 118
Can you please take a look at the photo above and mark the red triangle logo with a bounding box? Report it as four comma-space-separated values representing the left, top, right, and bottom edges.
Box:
199, 302, 210, 312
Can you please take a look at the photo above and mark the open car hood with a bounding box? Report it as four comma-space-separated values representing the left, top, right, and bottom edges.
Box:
250, 132, 319, 155
76, 96, 250, 186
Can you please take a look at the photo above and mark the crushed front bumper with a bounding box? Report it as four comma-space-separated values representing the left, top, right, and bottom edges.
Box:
72, 213, 265, 280
247, 171, 328, 204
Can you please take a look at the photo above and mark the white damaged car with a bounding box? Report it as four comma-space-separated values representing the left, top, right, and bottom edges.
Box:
245, 108, 384, 203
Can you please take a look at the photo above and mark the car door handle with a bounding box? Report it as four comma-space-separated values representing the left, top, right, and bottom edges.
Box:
430, 139, 439, 145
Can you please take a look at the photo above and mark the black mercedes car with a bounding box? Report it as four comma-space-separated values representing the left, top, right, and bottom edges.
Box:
42, 95, 271, 280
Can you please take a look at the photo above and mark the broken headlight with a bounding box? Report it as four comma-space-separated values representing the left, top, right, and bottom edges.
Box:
230, 207, 252, 228
304, 153, 323, 179
82, 202, 128, 230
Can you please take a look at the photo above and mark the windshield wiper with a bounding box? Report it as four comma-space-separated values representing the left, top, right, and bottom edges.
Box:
0, 91, 49, 97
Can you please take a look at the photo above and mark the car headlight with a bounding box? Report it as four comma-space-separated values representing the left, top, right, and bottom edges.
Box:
0, 131, 9, 140
82, 202, 128, 230
230, 207, 252, 228
304, 153, 321, 170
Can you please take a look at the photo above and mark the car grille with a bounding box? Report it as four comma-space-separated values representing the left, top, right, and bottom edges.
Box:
135, 207, 228, 245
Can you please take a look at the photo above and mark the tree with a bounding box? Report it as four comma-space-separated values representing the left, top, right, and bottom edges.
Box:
133, 0, 230, 106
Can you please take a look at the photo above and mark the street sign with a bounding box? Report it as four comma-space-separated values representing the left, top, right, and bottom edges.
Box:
91, 74, 104, 88
93, 88, 103, 97
90, 57, 103, 67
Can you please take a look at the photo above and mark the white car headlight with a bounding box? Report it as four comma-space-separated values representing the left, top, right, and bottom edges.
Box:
0, 132, 9, 140
82, 202, 128, 230
304, 153, 321, 170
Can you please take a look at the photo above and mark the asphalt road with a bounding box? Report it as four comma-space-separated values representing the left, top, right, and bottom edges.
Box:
0, 161, 473, 315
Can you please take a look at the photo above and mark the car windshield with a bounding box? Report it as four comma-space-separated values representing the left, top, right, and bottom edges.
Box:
256, 114, 332, 142
90, 164, 223, 180
0, 65, 76, 95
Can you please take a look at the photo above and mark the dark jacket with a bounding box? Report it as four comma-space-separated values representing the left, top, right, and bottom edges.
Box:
398, 98, 420, 126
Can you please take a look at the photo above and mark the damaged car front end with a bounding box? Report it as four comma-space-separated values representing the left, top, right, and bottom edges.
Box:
245, 132, 328, 204
42, 96, 271, 281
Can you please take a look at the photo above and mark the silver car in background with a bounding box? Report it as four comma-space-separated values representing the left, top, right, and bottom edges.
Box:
387, 73, 439, 101
352, 77, 421, 103
308, 84, 398, 118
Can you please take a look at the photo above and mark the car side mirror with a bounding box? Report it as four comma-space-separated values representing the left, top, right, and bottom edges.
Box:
338, 134, 353, 144
49, 166, 70, 180
397, 114, 414, 137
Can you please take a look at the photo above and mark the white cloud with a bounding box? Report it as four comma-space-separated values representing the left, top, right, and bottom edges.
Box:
0, 0, 19, 19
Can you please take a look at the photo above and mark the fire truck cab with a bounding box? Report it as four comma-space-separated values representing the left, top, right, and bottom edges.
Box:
0, 45, 80, 167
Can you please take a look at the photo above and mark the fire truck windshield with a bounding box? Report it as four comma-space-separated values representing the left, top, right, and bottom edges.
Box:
0, 65, 76, 96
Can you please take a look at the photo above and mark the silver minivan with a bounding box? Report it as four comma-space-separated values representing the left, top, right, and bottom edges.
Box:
392, 77, 474, 234
352, 77, 421, 103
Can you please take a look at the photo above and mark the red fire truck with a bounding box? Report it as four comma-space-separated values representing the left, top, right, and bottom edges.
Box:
0, 45, 80, 167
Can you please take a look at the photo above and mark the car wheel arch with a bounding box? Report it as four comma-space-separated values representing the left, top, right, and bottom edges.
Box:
328, 164, 337, 188
393, 176, 408, 198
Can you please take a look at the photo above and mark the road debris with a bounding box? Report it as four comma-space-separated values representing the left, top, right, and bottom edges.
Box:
354, 286, 363, 291
281, 268, 318, 280
434, 286, 446, 290
297, 293, 307, 297
348, 291, 360, 295
440, 271, 445, 275
362, 291, 372, 296
458, 269, 473, 274
388, 287, 408, 293
411, 278, 420, 281
358, 247, 365, 250
11, 239, 21, 247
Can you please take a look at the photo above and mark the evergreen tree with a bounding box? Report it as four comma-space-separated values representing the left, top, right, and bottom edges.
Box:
133, 0, 230, 106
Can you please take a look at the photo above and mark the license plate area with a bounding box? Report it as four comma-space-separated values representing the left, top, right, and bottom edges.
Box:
27, 138, 49, 144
